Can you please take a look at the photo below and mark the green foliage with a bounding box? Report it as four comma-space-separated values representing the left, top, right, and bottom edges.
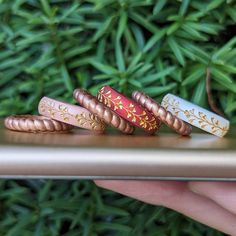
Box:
0, 0, 235, 235
0, 180, 224, 236
0, 0, 236, 119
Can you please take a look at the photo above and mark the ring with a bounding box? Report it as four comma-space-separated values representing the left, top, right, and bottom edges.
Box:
97, 86, 160, 133
132, 91, 192, 136
161, 94, 230, 137
73, 89, 134, 134
4, 115, 72, 133
38, 97, 106, 132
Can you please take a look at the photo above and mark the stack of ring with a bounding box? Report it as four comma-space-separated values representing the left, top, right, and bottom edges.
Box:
38, 97, 106, 132
97, 86, 161, 134
132, 91, 192, 136
4, 115, 72, 133
73, 89, 134, 134
161, 93, 230, 137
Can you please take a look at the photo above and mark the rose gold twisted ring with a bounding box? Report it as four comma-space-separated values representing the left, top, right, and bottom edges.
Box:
4, 115, 72, 133
132, 91, 192, 136
73, 89, 134, 134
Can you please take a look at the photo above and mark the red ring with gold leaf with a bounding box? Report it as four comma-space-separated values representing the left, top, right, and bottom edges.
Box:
97, 86, 161, 133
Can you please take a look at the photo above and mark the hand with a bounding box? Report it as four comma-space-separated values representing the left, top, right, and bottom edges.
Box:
94, 180, 236, 235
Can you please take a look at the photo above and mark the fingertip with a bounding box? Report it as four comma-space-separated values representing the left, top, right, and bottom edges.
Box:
93, 180, 104, 187
93, 180, 114, 188
187, 181, 203, 194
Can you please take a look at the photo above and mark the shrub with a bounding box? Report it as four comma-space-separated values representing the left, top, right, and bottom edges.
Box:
1, 0, 235, 235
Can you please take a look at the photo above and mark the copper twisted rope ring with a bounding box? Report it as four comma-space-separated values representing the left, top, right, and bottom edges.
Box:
4, 115, 73, 133
73, 89, 134, 134
132, 91, 192, 136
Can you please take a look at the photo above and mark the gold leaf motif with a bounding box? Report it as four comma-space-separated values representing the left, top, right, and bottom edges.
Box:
75, 113, 105, 130
40, 99, 104, 130
163, 96, 229, 137
99, 90, 158, 130
40, 100, 72, 120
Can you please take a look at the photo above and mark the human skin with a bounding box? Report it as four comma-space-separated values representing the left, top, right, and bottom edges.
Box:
94, 181, 236, 235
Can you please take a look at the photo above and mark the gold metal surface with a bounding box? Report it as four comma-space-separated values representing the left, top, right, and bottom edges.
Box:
0, 120, 236, 179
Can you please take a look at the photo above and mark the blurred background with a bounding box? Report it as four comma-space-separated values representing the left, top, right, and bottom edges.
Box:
0, 0, 235, 235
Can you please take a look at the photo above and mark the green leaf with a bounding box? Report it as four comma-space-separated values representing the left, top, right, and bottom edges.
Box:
93, 16, 114, 41
206, 0, 224, 11
226, 6, 236, 22
167, 37, 185, 66
93, 74, 114, 80
90, 61, 118, 75
182, 23, 207, 40
0, 54, 28, 70
143, 29, 166, 52
211, 67, 233, 84
182, 66, 205, 86
140, 66, 176, 85
135, 63, 153, 77
117, 12, 127, 40
226, 101, 236, 113
153, 0, 167, 15
179, 46, 196, 60
143, 83, 177, 96
167, 22, 181, 35
96, 38, 106, 62
128, 79, 142, 88
191, 79, 206, 106
131, 24, 145, 50
212, 36, 236, 60
60, 3, 80, 20
38, 181, 52, 202
115, 39, 125, 71
182, 41, 210, 63
215, 64, 236, 74
130, 12, 158, 33
179, 0, 190, 16
95, 222, 132, 233
211, 67, 236, 93
58, 27, 83, 36
64, 44, 92, 59
186, 22, 222, 35
40, 0, 52, 17
60, 64, 73, 92
0, 68, 22, 87
16, 32, 49, 46
69, 57, 93, 68
127, 52, 143, 72
98, 205, 130, 217
124, 27, 138, 54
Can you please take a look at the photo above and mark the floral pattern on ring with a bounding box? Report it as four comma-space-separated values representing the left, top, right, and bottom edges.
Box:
98, 88, 158, 131
162, 96, 229, 137
39, 100, 105, 130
